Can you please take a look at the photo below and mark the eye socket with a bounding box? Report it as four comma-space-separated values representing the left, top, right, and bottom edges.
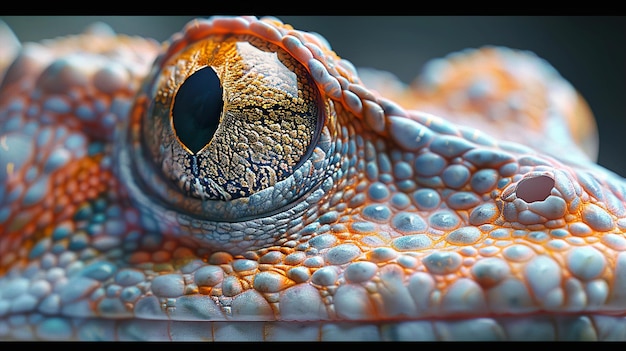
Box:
124, 31, 330, 221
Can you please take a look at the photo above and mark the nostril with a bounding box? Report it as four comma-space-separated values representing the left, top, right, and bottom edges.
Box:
515, 175, 555, 203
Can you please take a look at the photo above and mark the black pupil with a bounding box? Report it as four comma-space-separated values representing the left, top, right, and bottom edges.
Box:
172, 66, 224, 154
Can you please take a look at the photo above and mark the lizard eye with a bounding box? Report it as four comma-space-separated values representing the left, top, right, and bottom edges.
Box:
122, 22, 332, 222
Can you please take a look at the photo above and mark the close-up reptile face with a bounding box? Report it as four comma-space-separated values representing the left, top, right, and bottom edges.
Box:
0, 16, 625, 341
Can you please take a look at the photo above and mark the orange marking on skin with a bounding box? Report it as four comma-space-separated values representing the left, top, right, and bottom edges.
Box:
153, 250, 172, 263
0, 154, 115, 274
128, 252, 151, 265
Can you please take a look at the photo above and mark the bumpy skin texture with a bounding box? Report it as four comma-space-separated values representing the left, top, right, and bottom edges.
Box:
1, 16, 626, 341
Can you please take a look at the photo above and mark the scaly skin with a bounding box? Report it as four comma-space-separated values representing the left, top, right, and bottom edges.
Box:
1, 16, 625, 341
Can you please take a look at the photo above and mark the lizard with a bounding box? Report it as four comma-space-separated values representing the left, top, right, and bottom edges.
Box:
0, 15, 625, 341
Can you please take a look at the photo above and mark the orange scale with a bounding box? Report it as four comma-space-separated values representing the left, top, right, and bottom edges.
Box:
185, 25, 216, 44
162, 240, 180, 252
85, 189, 99, 200
64, 179, 78, 194
128, 251, 151, 265
72, 192, 86, 205
51, 174, 65, 187
52, 195, 70, 209
41, 192, 57, 209
172, 246, 195, 260
35, 211, 54, 230
152, 250, 172, 263
55, 203, 75, 221
86, 175, 101, 188
62, 160, 81, 175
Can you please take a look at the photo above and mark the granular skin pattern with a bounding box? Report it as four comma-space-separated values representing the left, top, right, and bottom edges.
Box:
0, 16, 625, 341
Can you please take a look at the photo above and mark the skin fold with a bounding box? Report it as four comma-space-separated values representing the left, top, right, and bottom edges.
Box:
0, 16, 625, 341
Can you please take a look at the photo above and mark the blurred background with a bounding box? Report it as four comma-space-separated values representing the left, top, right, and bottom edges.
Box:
2, 16, 624, 176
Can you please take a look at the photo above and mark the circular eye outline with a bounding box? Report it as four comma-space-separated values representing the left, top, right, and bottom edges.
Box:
121, 31, 335, 222
158, 37, 325, 202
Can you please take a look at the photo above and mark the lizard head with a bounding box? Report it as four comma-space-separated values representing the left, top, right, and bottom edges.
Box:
117, 18, 626, 331
2, 16, 624, 340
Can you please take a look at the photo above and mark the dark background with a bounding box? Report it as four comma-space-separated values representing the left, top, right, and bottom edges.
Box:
2, 16, 624, 177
